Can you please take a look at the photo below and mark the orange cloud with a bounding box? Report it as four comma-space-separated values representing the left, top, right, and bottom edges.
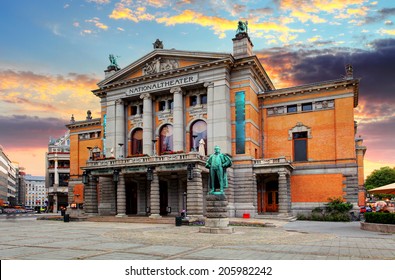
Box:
157, 10, 304, 40
86, 17, 109, 30
280, 0, 369, 23
379, 29, 395, 36
0, 70, 100, 120
157, 9, 234, 38
109, 3, 155, 22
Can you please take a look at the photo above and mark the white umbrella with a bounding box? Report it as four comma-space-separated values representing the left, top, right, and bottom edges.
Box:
368, 183, 395, 195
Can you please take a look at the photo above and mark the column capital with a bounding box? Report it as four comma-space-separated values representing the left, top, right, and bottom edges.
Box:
278, 171, 287, 178
140, 92, 152, 100
170, 86, 182, 94
115, 98, 124, 105
204, 81, 214, 88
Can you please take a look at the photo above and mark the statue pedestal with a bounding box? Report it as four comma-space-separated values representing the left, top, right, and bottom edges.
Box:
199, 194, 234, 234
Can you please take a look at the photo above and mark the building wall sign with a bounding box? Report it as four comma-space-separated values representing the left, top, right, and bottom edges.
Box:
126, 74, 198, 96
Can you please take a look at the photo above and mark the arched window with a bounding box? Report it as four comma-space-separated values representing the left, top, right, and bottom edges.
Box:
131, 128, 143, 155
160, 124, 173, 154
191, 120, 207, 154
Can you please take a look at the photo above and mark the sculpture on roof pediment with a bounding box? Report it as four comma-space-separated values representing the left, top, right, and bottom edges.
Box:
160, 59, 179, 71
143, 57, 161, 75
142, 57, 179, 75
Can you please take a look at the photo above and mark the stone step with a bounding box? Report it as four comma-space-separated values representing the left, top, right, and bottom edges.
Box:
254, 214, 297, 221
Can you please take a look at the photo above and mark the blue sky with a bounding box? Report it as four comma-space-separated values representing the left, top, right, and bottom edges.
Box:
0, 0, 394, 176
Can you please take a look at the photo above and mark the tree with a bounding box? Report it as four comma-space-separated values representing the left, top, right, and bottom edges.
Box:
365, 166, 395, 190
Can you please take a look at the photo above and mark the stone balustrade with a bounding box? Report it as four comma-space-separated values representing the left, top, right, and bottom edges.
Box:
85, 152, 205, 169
253, 156, 291, 166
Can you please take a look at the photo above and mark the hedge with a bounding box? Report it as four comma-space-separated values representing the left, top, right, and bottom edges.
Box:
364, 212, 395, 224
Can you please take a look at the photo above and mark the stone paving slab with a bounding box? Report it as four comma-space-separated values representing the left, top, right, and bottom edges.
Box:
0, 218, 394, 260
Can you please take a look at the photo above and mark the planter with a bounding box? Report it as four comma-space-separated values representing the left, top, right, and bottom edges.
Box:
360, 222, 395, 233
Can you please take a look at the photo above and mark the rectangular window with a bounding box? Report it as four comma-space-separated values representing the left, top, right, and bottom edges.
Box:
293, 132, 307, 161
287, 105, 297, 113
235, 91, 245, 154
302, 103, 312, 111
190, 96, 197, 106
130, 106, 138, 115
159, 101, 166, 111
200, 94, 207, 104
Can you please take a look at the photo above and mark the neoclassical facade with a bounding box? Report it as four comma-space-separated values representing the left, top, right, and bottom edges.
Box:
72, 32, 366, 218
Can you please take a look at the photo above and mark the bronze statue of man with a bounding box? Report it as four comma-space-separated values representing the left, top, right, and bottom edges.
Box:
205, 145, 232, 194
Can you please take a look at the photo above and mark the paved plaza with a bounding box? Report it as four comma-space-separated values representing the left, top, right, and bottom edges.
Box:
0, 215, 394, 260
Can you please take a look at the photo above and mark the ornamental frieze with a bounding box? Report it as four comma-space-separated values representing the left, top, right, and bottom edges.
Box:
142, 57, 179, 75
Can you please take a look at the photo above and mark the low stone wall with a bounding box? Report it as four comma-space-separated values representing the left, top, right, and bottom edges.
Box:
360, 222, 395, 233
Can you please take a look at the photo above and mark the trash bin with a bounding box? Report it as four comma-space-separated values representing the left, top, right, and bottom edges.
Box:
64, 214, 70, 223
175, 216, 182, 226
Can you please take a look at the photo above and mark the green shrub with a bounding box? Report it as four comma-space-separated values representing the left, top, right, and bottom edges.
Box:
296, 197, 353, 222
364, 212, 395, 224
325, 197, 353, 213
296, 213, 308, 220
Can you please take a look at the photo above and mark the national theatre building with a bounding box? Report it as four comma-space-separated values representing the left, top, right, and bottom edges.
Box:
67, 27, 366, 219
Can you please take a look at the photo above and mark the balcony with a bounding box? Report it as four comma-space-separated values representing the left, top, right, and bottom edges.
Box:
85, 152, 206, 170
253, 156, 293, 167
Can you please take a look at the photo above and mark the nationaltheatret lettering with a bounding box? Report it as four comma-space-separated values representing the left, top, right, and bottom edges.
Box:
126, 74, 198, 95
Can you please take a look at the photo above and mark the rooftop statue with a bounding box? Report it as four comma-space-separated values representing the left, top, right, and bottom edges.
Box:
205, 145, 232, 194
108, 54, 119, 69
153, 39, 164, 49
236, 20, 248, 35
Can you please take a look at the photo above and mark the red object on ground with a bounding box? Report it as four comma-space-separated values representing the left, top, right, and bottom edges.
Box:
243, 213, 250, 219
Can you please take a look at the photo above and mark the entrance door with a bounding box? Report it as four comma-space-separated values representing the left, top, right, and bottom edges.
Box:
159, 181, 168, 216
126, 182, 138, 214
264, 181, 279, 212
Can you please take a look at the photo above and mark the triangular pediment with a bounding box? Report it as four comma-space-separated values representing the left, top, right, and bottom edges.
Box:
97, 49, 232, 87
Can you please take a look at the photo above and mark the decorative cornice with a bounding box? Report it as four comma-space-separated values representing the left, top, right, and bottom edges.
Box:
261, 78, 360, 107
92, 57, 234, 97
65, 118, 101, 129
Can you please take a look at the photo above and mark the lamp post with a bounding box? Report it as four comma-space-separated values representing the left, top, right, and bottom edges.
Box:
182, 191, 187, 217
113, 169, 119, 214
147, 166, 154, 181
82, 171, 89, 185
187, 164, 194, 180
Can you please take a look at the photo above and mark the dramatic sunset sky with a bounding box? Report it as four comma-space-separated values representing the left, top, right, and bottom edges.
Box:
0, 0, 394, 177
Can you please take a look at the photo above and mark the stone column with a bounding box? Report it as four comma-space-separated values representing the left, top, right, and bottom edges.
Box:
84, 174, 98, 215
116, 174, 126, 217
105, 100, 116, 157
278, 171, 289, 215
54, 157, 59, 186
171, 86, 184, 152
98, 176, 115, 215
52, 157, 59, 213
205, 82, 214, 153
141, 93, 153, 155
149, 170, 161, 218
186, 167, 204, 218
205, 81, 231, 154
115, 99, 125, 158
